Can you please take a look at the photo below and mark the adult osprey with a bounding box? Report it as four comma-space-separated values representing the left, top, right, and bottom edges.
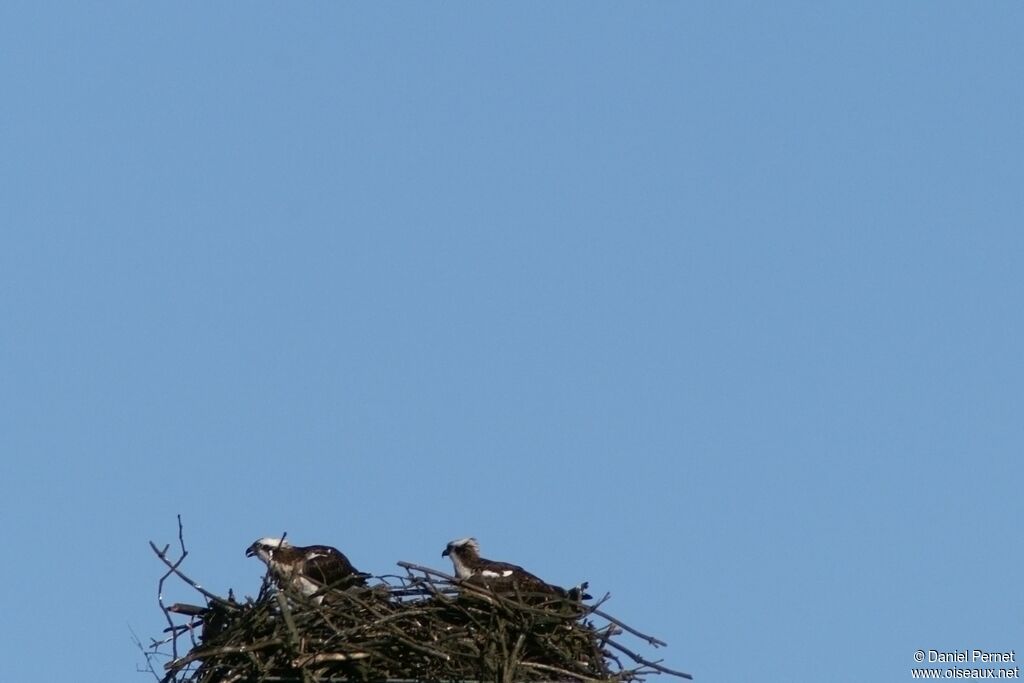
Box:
246, 537, 368, 603
442, 537, 589, 600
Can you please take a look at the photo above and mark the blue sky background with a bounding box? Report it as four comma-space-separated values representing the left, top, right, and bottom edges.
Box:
1, 3, 1021, 681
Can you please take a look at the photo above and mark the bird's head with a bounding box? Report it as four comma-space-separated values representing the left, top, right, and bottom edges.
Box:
442, 537, 480, 559
246, 537, 291, 560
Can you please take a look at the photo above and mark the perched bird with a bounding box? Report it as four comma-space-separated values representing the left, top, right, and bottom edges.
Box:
442, 537, 589, 600
246, 537, 368, 603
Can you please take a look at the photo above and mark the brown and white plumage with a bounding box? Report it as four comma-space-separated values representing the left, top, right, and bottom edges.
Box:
246, 537, 368, 603
442, 537, 589, 600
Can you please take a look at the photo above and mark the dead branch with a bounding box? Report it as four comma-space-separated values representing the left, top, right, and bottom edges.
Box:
590, 605, 668, 648
605, 639, 694, 680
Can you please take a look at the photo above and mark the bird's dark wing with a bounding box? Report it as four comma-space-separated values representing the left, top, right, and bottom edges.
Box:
301, 545, 367, 589
474, 558, 559, 593
473, 558, 591, 601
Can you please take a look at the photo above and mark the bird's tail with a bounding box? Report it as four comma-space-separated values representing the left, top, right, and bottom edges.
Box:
565, 581, 591, 601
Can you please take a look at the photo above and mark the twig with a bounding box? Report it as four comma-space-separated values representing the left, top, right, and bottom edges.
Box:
504, 632, 527, 683
130, 624, 162, 682
292, 652, 370, 666
165, 638, 284, 672
397, 560, 457, 581
604, 639, 692, 680
275, 591, 302, 651
150, 540, 235, 609
519, 660, 605, 682
152, 516, 190, 661
590, 606, 667, 648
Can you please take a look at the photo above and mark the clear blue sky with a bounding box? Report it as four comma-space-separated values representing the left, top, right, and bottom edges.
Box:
1, 3, 1021, 681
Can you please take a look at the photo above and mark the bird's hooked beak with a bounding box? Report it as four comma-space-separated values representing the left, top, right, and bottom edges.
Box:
441, 547, 450, 558
245, 543, 258, 558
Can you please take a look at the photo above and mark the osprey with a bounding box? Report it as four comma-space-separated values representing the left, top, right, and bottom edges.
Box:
442, 537, 589, 600
246, 537, 368, 603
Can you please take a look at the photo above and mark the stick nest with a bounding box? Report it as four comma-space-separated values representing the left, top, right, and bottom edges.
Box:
145, 524, 691, 683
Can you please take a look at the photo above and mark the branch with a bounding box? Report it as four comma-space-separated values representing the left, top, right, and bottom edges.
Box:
590, 606, 667, 648
129, 624, 162, 682
165, 638, 284, 672
519, 660, 606, 682
149, 540, 235, 609
605, 639, 693, 680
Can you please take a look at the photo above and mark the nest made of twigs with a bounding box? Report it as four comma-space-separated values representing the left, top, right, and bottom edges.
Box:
145, 527, 691, 683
